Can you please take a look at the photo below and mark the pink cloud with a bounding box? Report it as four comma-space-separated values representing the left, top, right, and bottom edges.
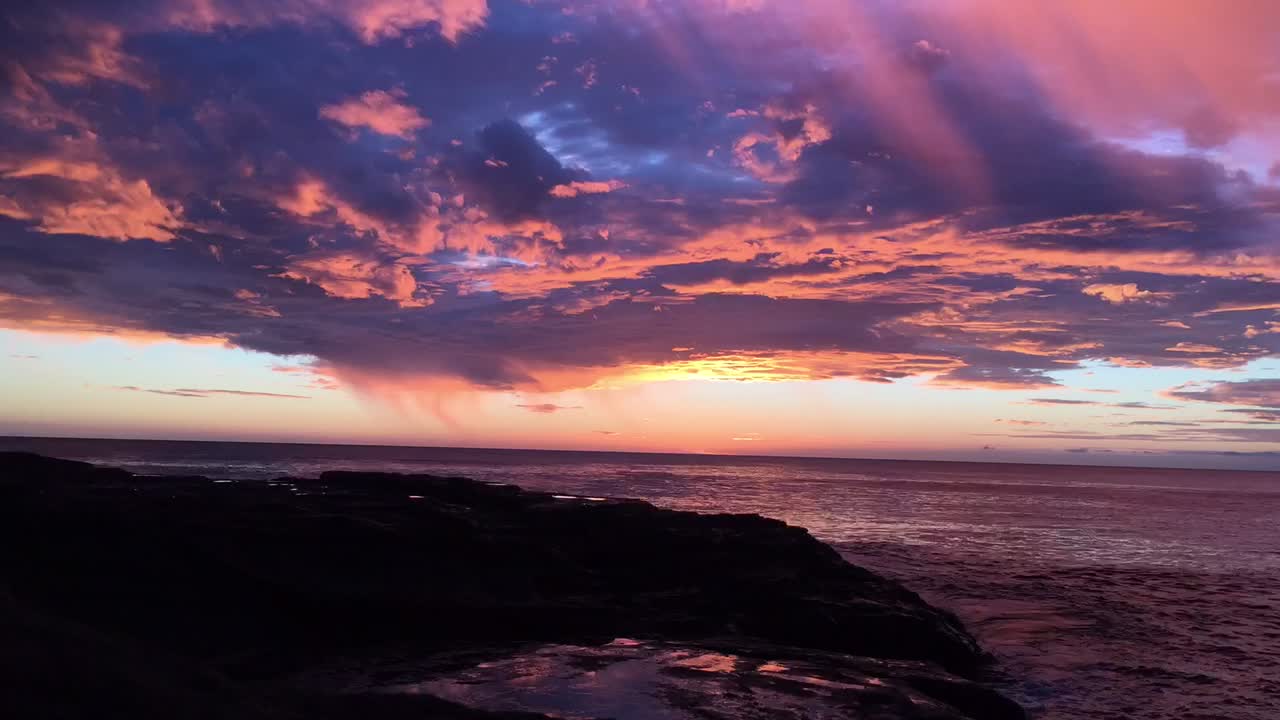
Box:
32, 24, 147, 88
731, 103, 831, 183
320, 89, 429, 139
160, 0, 489, 43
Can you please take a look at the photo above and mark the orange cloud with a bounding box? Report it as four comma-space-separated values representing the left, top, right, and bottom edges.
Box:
1, 155, 180, 242
1082, 283, 1166, 304
0, 309, 227, 347
1195, 301, 1280, 316
278, 252, 426, 305
275, 177, 444, 253
548, 179, 627, 198
38, 178, 178, 242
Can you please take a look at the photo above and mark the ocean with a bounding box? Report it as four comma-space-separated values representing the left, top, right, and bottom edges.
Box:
3, 436, 1278, 720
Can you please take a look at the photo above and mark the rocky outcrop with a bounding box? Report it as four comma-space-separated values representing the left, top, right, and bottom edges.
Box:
0, 452, 1022, 719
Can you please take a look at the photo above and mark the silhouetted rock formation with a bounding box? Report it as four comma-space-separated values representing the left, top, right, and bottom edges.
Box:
0, 452, 1023, 719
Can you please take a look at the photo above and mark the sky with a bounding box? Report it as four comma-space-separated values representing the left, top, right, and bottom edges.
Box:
1, 0, 1278, 470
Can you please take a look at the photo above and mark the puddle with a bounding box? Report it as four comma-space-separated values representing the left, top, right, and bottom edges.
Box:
368, 639, 942, 720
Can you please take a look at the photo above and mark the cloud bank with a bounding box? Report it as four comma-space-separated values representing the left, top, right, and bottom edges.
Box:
0, 0, 1276, 401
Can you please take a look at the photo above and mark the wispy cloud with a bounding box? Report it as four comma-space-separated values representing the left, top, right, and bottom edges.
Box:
1163, 380, 1280, 409
115, 386, 309, 399
516, 402, 582, 414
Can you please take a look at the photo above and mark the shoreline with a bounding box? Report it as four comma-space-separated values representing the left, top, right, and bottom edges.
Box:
2, 451, 1024, 719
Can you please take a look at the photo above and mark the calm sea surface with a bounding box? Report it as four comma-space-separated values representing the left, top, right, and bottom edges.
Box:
4, 437, 1278, 719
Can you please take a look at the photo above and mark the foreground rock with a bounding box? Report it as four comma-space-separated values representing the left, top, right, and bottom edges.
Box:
0, 452, 1022, 719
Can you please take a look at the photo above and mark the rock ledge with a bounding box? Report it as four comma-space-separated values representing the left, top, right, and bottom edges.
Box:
0, 452, 1022, 719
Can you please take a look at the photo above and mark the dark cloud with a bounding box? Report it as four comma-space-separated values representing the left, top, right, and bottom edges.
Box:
984, 426, 1280, 445
935, 366, 1059, 388
1027, 398, 1097, 406
1164, 379, 1280, 409
1111, 402, 1178, 410
453, 119, 576, 221
1221, 408, 1280, 422
644, 253, 845, 287
1023, 398, 1184, 411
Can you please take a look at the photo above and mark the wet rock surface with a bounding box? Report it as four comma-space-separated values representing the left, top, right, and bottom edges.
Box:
0, 452, 1022, 719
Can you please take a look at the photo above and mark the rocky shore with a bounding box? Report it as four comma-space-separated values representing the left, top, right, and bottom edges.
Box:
0, 452, 1023, 719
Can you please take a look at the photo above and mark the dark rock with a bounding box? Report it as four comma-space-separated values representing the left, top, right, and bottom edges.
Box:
0, 452, 1023, 719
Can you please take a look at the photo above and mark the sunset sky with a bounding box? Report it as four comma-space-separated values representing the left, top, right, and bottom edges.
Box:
1, 0, 1278, 468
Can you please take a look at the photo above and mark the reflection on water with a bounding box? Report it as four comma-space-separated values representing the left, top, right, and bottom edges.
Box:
4, 437, 1279, 719
366, 639, 934, 720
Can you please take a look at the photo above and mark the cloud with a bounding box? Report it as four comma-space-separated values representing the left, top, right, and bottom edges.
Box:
732, 103, 831, 183
277, 251, 425, 305
453, 119, 575, 221
1, 154, 180, 242
932, 366, 1060, 389
115, 385, 309, 399
548, 180, 626, 198
0, 0, 1276, 411
320, 90, 429, 139
1195, 301, 1280, 316
1111, 402, 1177, 411
1082, 283, 1163, 304
16, 23, 146, 88
907, 40, 951, 72
1026, 398, 1097, 406
1164, 379, 1280, 409
516, 402, 582, 413
1222, 408, 1280, 422
28, 177, 178, 242
158, 0, 489, 43
1245, 322, 1280, 338
983, 424, 1280, 444
1024, 398, 1178, 411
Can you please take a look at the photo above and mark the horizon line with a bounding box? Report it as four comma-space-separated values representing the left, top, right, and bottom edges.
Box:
2, 433, 1276, 475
